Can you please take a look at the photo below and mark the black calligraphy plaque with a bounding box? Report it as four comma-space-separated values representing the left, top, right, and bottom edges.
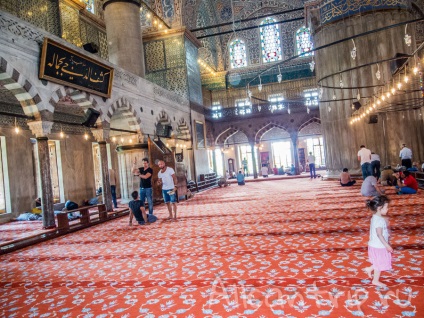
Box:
39, 38, 114, 98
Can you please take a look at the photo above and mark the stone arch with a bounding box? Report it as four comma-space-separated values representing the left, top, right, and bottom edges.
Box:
0, 55, 43, 118
155, 110, 172, 128
176, 117, 190, 140
49, 87, 99, 112
107, 97, 143, 141
298, 117, 321, 136
255, 122, 289, 144
215, 126, 250, 145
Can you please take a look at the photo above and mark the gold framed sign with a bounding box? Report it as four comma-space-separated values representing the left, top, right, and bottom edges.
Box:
39, 38, 114, 98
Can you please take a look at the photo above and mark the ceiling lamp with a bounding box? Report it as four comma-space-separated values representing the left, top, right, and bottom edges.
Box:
375, 64, 381, 80
351, 39, 357, 60
404, 24, 412, 46
309, 59, 315, 72
277, 65, 282, 83
258, 76, 262, 92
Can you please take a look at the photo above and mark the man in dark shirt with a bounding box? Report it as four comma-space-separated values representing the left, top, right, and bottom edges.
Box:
132, 157, 154, 215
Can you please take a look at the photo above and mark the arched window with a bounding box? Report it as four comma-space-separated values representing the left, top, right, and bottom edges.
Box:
83, 0, 95, 14
229, 39, 247, 69
296, 27, 313, 56
260, 18, 282, 63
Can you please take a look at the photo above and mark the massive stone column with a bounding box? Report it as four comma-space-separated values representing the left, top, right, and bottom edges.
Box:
250, 143, 258, 179
98, 141, 113, 212
291, 133, 300, 175
36, 137, 56, 228
103, 0, 145, 77
27, 120, 55, 229
307, 1, 423, 176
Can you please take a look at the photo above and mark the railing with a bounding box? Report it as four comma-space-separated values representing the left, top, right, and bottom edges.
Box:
205, 102, 309, 120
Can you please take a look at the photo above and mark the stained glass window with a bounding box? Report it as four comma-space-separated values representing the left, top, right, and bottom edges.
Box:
83, 0, 95, 14
229, 39, 247, 69
212, 101, 222, 119
304, 89, 319, 106
296, 27, 314, 56
235, 99, 251, 115
268, 94, 285, 112
260, 18, 282, 63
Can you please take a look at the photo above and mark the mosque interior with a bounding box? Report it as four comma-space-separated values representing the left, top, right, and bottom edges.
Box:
0, 0, 423, 226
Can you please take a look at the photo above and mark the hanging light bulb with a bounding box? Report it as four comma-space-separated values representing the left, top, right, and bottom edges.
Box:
258, 76, 262, 91
258, 105, 261, 111
413, 66, 418, 74
112, 136, 116, 142
120, 137, 124, 143
356, 89, 361, 101
287, 106, 291, 114
397, 81, 402, 89
60, 131, 64, 138
307, 107, 310, 114
319, 86, 323, 99
339, 75, 343, 88
332, 91, 336, 100
404, 75, 409, 83
84, 133, 89, 140
14, 118, 19, 134
391, 86, 396, 94
381, 94, 385, 101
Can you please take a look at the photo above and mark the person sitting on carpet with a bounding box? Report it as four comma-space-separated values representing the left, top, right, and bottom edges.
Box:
361, 175, 385, 197
236, 170, 245, 185
128, 190, 150, 226
394, 170, 418, 195
380, 166, 396, 186
340, 168, 356, 186
363, 195, 392, 287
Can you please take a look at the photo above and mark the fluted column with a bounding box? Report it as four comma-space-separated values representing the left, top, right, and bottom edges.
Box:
103, 0, 145, 77
309, 5, 417, 176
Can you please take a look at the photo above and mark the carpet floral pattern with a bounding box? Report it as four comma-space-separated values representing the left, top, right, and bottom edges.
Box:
0, 179, 423, 317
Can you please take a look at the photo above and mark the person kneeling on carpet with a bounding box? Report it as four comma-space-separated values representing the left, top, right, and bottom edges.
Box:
128, 190, 153, 226
394, 170, 418, 195
340, 168, 356, 186
236, 170, 245, 185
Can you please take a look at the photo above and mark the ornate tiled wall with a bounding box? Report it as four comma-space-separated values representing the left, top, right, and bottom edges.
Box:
144, 34, 189, 100
185, 37, 203, 104
0, 0, 61, 36
59, 1, 82, 46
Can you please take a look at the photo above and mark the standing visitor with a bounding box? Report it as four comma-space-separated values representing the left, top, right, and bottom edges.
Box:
363, 195, 392, 287
357, 145, 372, 179
399, 144, 413, 169
109, 168, 118, 209
133, 158, 154, 215
157, 160, 178, 220
307, 151, 316, 179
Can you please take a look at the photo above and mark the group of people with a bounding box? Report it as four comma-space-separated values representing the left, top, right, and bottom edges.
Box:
129, 158, 178, 225
340, 144, 420, 196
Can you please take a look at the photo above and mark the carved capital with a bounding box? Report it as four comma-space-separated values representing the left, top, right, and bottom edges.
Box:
91, 128, 110, 142
27, 121, 54, 137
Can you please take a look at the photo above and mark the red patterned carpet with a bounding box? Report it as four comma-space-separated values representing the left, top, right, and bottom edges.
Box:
1, 178, 423, 317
